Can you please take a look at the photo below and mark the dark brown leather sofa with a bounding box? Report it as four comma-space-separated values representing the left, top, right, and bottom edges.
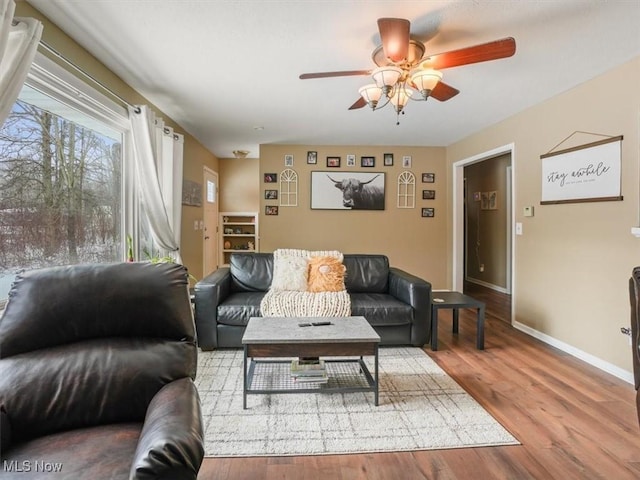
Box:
629, 267, 640, 428
0, 262, 204, 479
195, 253, 432, 349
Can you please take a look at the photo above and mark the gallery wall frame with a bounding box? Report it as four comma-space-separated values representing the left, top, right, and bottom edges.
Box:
311, 171, 385, 210
422, 189, 436, 200
182, 179, 202, 206
326, 156, 341, 168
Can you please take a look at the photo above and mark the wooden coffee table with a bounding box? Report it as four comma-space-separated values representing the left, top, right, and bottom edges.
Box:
242, 316, 380, 409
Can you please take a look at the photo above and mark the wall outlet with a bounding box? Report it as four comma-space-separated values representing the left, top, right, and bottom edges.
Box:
479, 264, 485, 273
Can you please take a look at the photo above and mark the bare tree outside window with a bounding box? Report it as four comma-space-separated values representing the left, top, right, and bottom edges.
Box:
0, 97, 122, 298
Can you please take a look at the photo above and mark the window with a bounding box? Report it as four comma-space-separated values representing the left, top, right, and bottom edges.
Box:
0, 54, 130, 301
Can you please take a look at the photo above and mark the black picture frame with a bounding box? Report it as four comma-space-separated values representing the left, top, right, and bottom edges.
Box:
265, 189, 278, 200
421, 207, 435, 217
361, 156, 375, 167
422, 173, 435, 183
264, 173, 277, 183
326, 156, 341, 168
265, 205, 279, 215
422, 190, 436, 200
307, 151, 317, 164
383, 153, 393, 166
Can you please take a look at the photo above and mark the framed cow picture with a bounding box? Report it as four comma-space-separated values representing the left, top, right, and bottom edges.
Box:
310, 171, 385, 210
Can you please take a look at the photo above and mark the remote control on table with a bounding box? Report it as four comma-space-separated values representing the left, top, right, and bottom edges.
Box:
311, 321, 332, 326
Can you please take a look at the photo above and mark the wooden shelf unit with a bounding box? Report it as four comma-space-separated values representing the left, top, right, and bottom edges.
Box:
219, 212, 259, 266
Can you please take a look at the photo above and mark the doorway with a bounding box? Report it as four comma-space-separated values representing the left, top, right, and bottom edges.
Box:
203, 167, 219, 276
453, 144, 514, 323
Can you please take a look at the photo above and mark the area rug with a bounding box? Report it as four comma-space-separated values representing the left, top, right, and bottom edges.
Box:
195, 347, 519, 457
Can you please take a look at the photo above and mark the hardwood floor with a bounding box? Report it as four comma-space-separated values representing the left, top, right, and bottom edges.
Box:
197, 291, 640, 479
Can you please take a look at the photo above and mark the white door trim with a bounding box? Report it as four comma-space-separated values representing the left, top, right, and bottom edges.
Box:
452, 143, 516, 320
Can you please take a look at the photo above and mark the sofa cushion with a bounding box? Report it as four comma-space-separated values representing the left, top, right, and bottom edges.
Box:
230, 253, 273, 292
349, 293, 413, 326
343, 255, 389, 293
217, 292, 265, 326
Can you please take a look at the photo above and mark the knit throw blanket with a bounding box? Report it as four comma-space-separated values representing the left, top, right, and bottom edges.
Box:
260, 249, 351, 317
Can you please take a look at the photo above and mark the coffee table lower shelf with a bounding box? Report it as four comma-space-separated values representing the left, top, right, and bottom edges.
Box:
243, 357, 378, 408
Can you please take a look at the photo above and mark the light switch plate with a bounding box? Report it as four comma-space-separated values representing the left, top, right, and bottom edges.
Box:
515, 222, 523, 235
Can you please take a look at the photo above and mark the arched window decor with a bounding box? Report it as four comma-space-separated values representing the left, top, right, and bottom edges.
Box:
397, 171, 416, 208
279, 168, 298, 207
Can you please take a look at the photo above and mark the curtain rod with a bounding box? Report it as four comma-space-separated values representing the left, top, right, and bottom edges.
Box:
38, 40, 139, 112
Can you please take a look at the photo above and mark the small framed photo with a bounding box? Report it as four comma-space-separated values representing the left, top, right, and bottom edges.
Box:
265, 205, 279, 215
307, 151, 317, 164
383, 153, 394, 166
327, 156, 341, 168
346, 154, 356, 167
402, 155, 412, 168
264, 173, 277, 183
361, 156, 375, 167
265, 189, 278, 200
421, 207, 435, 217
422, 189, 436, 200
422, 173, 435, 183
284, 154, 293, 167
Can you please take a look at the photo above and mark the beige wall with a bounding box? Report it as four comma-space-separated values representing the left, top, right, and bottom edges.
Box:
258, 145, 448, 286
447, 56, 640, 374
219, 158, 260, 212
19, 2, 219, 281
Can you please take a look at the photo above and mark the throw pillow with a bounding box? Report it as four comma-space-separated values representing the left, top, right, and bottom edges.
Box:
271, 255, 309, 291
307, 256, 346, 292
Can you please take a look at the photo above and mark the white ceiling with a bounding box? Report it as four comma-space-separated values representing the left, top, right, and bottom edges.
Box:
27, 1, 640, 159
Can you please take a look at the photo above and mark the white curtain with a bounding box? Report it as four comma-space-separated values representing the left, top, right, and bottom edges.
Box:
129, 105, 184, 263
0, 0, 43, 124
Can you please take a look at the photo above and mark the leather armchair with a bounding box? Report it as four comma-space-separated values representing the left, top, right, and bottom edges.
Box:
629, 267, 640, 428
0, 262, 204, 479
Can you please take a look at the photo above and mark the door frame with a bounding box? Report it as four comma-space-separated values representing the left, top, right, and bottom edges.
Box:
452, 143, 516, 318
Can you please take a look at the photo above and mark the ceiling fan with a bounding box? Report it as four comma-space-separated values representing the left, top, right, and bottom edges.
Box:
299, 18, 516, 123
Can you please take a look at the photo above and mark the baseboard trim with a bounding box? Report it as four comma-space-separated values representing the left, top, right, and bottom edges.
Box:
513, 321, 634, 384
465, 277, 510, 294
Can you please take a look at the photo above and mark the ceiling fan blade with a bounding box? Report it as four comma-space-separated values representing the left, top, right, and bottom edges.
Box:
424, 37, 516, 70
299, 70, 371, 80
430, 81, 460, 102
348, 97, 367, 110
377, 18, 410, 63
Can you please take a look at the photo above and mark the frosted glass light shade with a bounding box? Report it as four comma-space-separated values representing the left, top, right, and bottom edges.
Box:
371, 66, 403, 88
389, 86, 414, 112
358, 84, 383, 107
410, 69, 442, 98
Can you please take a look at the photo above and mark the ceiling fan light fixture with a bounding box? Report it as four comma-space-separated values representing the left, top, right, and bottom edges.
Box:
232, 149, 250, 158
371, 66, 403, 92
358, 84, 383, 109
389, 86, 414, 113
410, 68, 443, 100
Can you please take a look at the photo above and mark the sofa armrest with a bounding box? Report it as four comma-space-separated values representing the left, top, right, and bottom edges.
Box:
1, 404, 11, 451
388, 267, 432, 346
130, 378, 204, 480
194, 267, 231, 350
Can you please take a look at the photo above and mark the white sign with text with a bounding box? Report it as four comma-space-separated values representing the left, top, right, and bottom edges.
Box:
541, 138, 621, 203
